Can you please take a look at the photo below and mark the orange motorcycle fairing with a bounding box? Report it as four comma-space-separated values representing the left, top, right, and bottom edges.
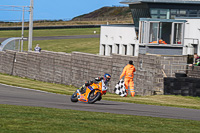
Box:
71, 80, 108, 104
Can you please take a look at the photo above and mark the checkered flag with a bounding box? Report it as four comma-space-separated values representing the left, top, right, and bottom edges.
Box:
114, 79, 127, 97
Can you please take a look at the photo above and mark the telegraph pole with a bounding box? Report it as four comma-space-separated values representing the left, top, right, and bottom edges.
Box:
21, 6, 25, 52
28, 0, 34, 51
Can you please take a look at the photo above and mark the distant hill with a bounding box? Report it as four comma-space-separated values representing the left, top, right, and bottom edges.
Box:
0, 7, 132, 28
72, 6, 132, 21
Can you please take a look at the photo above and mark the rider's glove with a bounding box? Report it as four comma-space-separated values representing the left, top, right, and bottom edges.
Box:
85, 81, 90, 86
89, 81, 93, 84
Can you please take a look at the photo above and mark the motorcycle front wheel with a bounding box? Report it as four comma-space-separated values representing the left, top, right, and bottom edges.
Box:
71, 92, 78, 102
88, 90, 101, 104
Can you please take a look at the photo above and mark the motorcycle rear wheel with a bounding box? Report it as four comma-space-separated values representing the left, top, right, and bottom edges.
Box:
71, 92, 78, 102
88, 90, 101, 104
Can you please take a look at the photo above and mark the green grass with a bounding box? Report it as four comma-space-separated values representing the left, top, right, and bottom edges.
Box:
0, 73, 76, 95
0, 73, 200, 110
0, 28, 100, 54
0, 28, 100, 38
22, 38, 100, 54
104, 94, 200, 109
0, 104, 200, 133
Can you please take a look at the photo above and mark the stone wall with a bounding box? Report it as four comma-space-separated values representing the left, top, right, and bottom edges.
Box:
111, 54, 138, 93
71, 52, 113, 91
13, 51, 72, 85
137, 54, 162, 95
0, 50, 188, 96
160, 55, 188, 77
0, 51, 16, 75
187, 66, 200, 78
13, 52, 28, 77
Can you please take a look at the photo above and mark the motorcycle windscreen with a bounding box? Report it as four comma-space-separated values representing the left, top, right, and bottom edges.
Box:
101, 80, 108, 92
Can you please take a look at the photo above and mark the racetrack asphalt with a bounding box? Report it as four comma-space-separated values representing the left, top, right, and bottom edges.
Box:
0, 34, 100, 42
1, 83, 200, 121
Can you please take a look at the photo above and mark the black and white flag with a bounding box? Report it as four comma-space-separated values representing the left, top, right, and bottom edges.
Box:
114, 79, 127, 97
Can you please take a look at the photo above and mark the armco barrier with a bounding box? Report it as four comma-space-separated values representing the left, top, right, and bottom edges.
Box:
0, 50, 190, 96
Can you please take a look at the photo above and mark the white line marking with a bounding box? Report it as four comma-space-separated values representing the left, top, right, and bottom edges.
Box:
0, 83, 65, 96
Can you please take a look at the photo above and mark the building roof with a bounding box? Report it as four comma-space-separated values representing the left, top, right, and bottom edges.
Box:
120, 0, 200, 4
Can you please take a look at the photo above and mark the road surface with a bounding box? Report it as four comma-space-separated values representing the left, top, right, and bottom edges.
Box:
0, 83, 200, 121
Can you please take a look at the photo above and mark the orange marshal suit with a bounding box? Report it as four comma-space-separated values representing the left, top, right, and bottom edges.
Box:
120, 64, 136, 97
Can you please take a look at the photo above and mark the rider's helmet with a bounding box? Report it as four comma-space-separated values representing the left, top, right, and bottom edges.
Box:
103, 73, 111, 85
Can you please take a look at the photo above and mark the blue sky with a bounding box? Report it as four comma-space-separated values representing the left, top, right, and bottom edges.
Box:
0, 0, 125, 21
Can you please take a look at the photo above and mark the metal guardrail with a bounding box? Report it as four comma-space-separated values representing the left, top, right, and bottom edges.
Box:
184, 38, 199, 45
170, 63, 190, 77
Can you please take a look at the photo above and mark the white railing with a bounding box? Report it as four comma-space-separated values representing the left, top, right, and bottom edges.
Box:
184, 38, 199, 45
170, 63, 190, 77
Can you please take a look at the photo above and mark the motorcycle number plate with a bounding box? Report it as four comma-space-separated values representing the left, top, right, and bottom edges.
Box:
102, 86, 107, 91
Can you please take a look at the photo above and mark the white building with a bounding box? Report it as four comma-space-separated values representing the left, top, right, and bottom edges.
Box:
99, 0, 200, 56
99, 25, 139, 56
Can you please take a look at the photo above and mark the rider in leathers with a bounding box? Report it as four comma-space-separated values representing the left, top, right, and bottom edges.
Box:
80, 73, 111, 94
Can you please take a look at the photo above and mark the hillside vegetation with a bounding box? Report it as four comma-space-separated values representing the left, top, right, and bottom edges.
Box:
72, 6, 132, 21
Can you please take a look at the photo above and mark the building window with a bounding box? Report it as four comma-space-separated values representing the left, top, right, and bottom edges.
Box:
160, 22, 172, 44
179, 9, 187, 17
149, 22, 159, 43
170, 15, 176, 19
151, 9, 158, 14
188, 10, 198, 17
160, 9, 168, 14
102, 44, 106, 55
189, 10, 197, 14
151, 15, 158, 19
123, 45, 127, 55
150, 9, 159, 18
198, 10, 200, 17
160, 15, 167, 19
180, 10, 187, 14
139, 19, 185, 45
150, 9, 170, 19
171, 9, 177, 14
115, 44, 120, 54
131, 44, 135, 56
173, 23, 183, 44
170, 9, 178, 19
109, 45, 112, 56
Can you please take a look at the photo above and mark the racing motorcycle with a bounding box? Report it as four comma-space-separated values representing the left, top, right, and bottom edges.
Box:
71, 79, 108, 104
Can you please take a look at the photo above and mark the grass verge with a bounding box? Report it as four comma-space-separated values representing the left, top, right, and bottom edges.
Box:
0, 20, 133, 27
0, 73, 200, 109
22, 38, 100, 54
0, 28, 100, 38
0, 104, 200, 133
